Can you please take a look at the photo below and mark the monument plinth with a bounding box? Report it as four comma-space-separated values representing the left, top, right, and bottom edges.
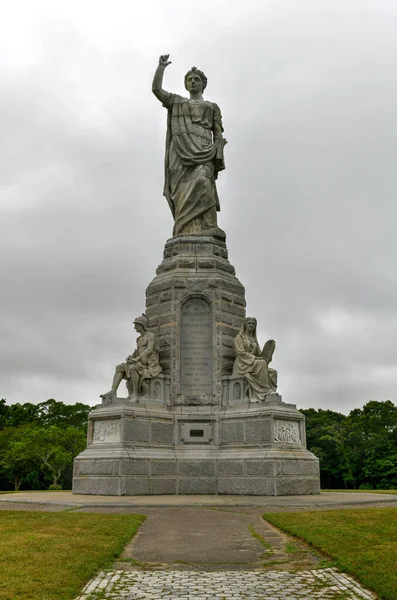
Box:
73, 55, 320, 496
147, 235, 245, 404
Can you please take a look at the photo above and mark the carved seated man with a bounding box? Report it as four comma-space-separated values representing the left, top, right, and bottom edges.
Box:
100, 314, 162, 402
232, 317, 278, 403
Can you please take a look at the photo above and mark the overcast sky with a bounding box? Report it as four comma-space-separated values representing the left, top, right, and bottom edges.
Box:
1, 0, 397, 413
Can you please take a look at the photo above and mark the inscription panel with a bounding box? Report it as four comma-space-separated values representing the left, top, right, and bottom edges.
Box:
180, 298, 212, 396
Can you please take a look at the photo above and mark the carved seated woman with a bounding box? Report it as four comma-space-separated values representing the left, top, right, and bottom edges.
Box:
100, 314, 162, 402
233, 317, 278, 403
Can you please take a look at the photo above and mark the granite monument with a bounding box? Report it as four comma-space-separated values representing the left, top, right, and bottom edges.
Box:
73, 55, 320, 496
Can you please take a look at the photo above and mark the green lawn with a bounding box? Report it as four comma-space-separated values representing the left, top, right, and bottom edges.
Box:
323, 489, 397, 494
0, 510, 145, 600
264, 507, 397, 600
0, 490, 70, 493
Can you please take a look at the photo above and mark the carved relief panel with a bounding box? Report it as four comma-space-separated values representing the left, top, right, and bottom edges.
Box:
92, 419, 121, 444
274, 420, 301, 444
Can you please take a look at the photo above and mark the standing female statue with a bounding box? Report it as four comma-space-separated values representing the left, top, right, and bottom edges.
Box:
233, 317, 278, 403
152, 54, 227, 239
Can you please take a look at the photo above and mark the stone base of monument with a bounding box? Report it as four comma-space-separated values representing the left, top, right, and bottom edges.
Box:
73, 234, 320, 496
73, 393, 320, 496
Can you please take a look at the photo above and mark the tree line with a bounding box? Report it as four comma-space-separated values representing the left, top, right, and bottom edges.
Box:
1, 398, 396, 491
302, 400, 397, 489
0, 399, 90, 491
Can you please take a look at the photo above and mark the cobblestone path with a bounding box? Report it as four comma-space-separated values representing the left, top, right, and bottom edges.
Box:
76, 568, 376, 599
74, 507, 377, 600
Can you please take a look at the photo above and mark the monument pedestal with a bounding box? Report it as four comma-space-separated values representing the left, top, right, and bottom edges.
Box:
73, 396, 319, 496
73, 235, 320, 496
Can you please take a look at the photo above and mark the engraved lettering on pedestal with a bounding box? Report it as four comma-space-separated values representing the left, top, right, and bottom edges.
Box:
274, 420, 301, 444
92, 420, 121, 444
180, 298, 212, 396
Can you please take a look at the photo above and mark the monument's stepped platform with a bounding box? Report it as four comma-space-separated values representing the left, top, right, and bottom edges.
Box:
73, 234, 320, 496
73, 401, 320, 496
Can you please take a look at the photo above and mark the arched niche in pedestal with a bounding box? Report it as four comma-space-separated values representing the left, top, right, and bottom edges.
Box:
180, 296, 213, 399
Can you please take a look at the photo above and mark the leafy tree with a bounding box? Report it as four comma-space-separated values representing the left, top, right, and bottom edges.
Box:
345, 400, 397, 489
35, 400, 91, 430
0, 402, 40, 429
0, 426, 41, 490
0, 399, 8, 429
0, 399, 92, 432
17, 426, 87, 487
302, 401, 397, 489
0, 399, 90, 490
301, 408, 348, 488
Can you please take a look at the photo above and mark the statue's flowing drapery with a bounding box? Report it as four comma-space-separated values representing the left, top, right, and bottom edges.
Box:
126, 332, 161, 389
233, 333, 278, 402
162, 93, 225, 236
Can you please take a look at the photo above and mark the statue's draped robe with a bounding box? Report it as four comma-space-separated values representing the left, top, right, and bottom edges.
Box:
233, 334, 278, 402
162, 93, 225, 236
118, 331, 162, 395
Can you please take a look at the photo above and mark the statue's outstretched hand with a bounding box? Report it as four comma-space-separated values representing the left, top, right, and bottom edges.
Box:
159, 54, 171, 67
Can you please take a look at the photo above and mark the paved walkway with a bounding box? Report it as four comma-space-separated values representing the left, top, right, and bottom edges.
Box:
115, 507, 317, 569
73, 505, 377, 598
76, 568, 376, 599
2, 492, 388, 598
1, 489, 397, 509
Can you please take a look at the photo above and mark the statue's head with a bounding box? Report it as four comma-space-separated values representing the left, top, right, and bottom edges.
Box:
243, 317, 257, 333
133, 313, 149, 332
184, 66, 207, 93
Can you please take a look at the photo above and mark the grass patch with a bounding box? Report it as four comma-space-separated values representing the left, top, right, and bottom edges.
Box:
322, 489, 397, 494
0, 491, 17, 495
0, 510, 145, 600
284, 542, 300, 554
247, 524, 272, 555
264, 507, 397, 600
13, 489, 72, 493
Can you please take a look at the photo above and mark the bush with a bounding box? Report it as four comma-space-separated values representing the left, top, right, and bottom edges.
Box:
48, 483, 62, 491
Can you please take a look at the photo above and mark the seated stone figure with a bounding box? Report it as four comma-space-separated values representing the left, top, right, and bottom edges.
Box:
100, 314, 162, 402
233, 317, 278, 403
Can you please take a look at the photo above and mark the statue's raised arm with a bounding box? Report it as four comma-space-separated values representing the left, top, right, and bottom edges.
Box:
152, 55, 227, 240
152, 54, 172, 105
